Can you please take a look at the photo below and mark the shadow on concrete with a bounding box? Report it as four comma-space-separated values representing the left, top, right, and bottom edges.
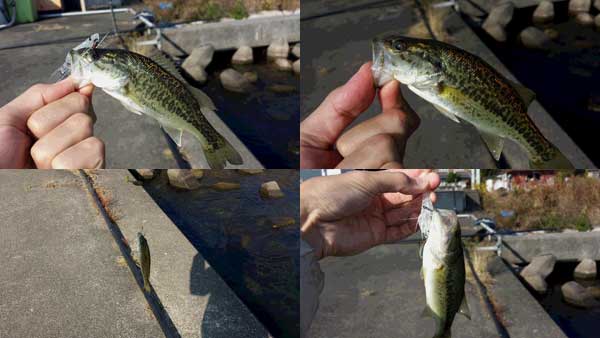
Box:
190, 253, 270, 338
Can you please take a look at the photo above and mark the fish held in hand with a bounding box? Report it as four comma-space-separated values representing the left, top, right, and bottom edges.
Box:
68, 47, 242, 169
372, 35, 572, 169
420, 207, 470, 338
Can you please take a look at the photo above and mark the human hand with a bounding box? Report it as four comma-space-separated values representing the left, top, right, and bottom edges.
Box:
300, 169, 440, 260
0, 77, 104, 169
300, 63, 420, 169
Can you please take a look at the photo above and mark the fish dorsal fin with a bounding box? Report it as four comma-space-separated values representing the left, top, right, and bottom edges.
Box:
459, 297, 471, 320
149, 51, 186, 82
161, 125, 184, 147
509, 80, 536, 106
187, 85, 217, 111
477, 128, 504, 161
433, 103, 461, 123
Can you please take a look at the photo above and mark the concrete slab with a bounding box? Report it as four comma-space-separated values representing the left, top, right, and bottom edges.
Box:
300, 1, 593, 168
85, 169, 270, 338
163, 14, 301, 57
487, 256, 567, 338
502, 232, 600, 264
0, 170, 164, 338
307, 243, 500, 338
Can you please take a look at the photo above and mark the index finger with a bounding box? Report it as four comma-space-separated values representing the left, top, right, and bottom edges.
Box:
0, 77, 77, 130
301, 63, 376, 149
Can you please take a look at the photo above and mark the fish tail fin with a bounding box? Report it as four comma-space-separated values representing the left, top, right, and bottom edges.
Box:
205, 139, 243, 169
530, 148, 573, 169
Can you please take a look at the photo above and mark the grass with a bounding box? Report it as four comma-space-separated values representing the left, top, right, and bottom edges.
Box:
142, 0, 299, 23
481, 175, 600, 231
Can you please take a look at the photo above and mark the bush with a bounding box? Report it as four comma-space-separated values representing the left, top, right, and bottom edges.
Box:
481, 176, 600, 231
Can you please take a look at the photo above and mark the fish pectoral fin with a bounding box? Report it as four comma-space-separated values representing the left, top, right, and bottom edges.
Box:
477, 128, 504, 161
161, 125, 184, 147
420, 305, 435, 318
459, 296, 472, 320
432, 103, 461, 123
509, 80, 536, 106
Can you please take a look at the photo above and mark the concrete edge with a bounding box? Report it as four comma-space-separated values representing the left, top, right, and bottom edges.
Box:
502, 231, 600, 264
163, 14, 300, 54
78, 169, 179, 338
487, 256, 568, 338
449, 11, 595, 169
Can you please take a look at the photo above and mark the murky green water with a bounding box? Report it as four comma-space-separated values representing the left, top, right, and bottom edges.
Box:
141, 170, 299, 338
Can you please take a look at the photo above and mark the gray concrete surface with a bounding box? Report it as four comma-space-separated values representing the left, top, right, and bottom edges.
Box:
307, 243, 500, 338
301, 1, 594, 168
486, 256, 567, 338
163, 14, 301, 57
86, 169, 270, 338
0, 13, 263, 169
0, 170, 164, 338
501, 232, 600, 264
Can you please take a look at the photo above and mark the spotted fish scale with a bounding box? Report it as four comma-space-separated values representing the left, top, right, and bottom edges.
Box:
372, 36, 572, 168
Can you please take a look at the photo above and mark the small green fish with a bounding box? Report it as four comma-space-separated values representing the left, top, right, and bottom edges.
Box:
372, 36, 572, 169
68, 48, 243, 169
138, 232, 151, 293
421, 209, 470, 338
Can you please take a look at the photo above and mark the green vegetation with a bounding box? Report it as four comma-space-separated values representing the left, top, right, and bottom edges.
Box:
481, 175, 600, 231
446, 172, 460, 184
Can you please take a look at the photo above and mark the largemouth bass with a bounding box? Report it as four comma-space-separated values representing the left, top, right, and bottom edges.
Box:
138, 232, 151, 293
372, 36, 572, 169
421, 208, 470, 338
68, 47, 243, 169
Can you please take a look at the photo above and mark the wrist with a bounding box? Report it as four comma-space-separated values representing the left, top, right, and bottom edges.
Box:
300, 180, 325, 260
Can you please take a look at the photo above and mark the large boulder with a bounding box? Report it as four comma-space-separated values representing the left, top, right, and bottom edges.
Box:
483, 22, 507, 42
533, 1, 554, 24
260, 181, 284, 199
576, 12, 594, 25
219, 68, 252, 93
523, 274, 549, 293
167, 169, 201, 190
569, 0, 591, 14
211, 182, 241, 191
595, 0, 600, 10
181, 45, 214, 83
274, 58, 293, 71
293, 59, 300, 75
520, 254, 556, 293
485, 1, 514, 27
267, 37, 290, 59
522, 254, 556, 278
136, 169, 155, 180
519, 26, 551, 50
574, 258, 597, 279
232, 46, 253, 65
562, 281, 600, 308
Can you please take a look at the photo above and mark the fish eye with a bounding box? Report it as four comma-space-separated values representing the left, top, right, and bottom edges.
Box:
393, 41, 406, 51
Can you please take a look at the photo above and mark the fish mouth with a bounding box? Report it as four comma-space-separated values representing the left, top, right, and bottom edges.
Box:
371, 38, 394, 87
